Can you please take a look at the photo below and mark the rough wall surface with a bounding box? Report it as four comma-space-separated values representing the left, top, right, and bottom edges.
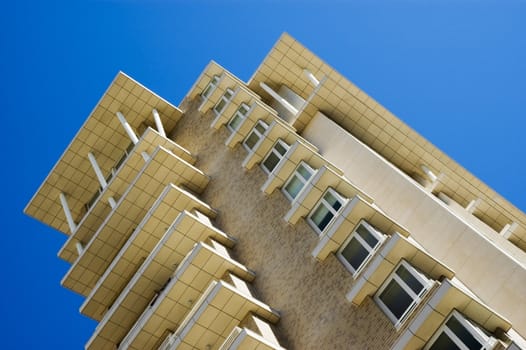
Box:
169, 98, 397, 349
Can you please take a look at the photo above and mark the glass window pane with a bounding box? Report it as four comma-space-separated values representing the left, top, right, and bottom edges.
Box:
396, 264, 424, 294
310, 205, 334, 232
429, 333, 461, 350
255, 123, 267, 133
214, 100, 226, 113
446, 316, 483, 350
263, 153, 280, 173
275, 142, 288, 155
379, 279, 414, 320
324, 191, 342, 211
239, 104, 249, 115
341, 237, 370, 271
244, 132, 260, 150
284, 176, 304, 199
297, 164, 312, 180
228, 115, 243, 130
356, 224, 379, 248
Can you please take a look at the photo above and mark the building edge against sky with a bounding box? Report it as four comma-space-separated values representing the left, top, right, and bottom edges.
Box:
25, 33, 526, 349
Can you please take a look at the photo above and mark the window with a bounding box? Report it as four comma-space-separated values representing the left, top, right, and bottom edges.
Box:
308, 188, 347, 234
213, 88, 234, 115
337, 221, 385, 276
243, 120, 268, 151
375, 260, 432, 328
227, 103, 251, 132
425, 311, 497, 350
283, 162, 315, 201
201, 75, 220, 99
261, 139, 290, 174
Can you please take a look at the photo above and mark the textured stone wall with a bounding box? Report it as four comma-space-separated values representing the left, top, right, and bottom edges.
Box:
169, 98, 397, 349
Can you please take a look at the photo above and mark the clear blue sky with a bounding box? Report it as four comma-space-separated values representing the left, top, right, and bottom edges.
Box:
2, 0, 525, 348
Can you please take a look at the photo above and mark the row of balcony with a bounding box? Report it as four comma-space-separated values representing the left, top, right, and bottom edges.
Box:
195, 72, 524, 349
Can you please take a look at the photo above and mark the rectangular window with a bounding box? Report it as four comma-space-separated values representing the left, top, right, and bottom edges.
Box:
201, 75, 220, 99
375, 260, 432, 328
425, 311, 496, 350
283, 162, 315, 201
213, 88, 234, 115
243, 120, 268, 151
337, 221, 385, 276
261, 139, 290, 174
227, 103, 251, 132
308, 188, 347, 234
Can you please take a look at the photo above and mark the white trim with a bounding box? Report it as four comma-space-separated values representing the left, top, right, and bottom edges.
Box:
337, 220, 386, 277
307, 188, 348, 235
424, 310, 497, 350
261, 139, 290, 175
227, 102, 252, 132
213, 88, 235, 116
242, 120, 268, 152
282, 161, 316, 201
374, 260, 433, 329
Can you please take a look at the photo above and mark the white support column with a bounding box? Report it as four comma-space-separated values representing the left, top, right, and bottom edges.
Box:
108, 196, 117, 209
152, 109, 166, 137
59, 192, 77, 233
141, 151, 150, 162
75, 242, 84, 256
303, 68, 320, 86
88, 152, 108, 189
260, 82, 298, 115
465, 198, 480, 213
501, 222, 518, 239
116, 111, 139, 144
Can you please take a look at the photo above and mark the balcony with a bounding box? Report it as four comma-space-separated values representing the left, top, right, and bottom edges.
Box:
25, 72, 184, 237
157, 276, 280, 350
81, 209, 230, 321
60, 150, 210, 296
87, 240, 254, 350
59, 127, 196, 263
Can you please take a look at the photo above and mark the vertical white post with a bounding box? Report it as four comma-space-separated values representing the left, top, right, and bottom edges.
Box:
88, 152, 108, 189
303, 68, 320, 86
152, 109, 166, 137
116, 111, 139, 144
108, 197, 117, 209
75, 242, 84, 256
59, 192, 77, 233
141, 151, 150, 162
465, 198, 480, 213
260, 82, 298, 115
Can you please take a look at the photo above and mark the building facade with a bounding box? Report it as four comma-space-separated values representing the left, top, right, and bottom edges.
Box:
25, 33, 526, 349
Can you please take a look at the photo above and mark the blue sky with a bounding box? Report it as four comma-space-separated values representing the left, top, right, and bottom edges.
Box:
2, 0, 525, 348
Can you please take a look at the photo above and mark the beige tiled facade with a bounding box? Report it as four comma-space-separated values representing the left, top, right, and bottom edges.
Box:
25, 34, 526, 349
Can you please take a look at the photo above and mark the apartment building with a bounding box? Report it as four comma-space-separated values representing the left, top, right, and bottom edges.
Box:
25, 33, 526, 349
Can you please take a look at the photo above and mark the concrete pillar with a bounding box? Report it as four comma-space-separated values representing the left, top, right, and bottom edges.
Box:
116, 111, 139, 144
260, 82, 298, 115
59, 192, 77, 233
152, 109, 166, 137
88, 152, 108, 189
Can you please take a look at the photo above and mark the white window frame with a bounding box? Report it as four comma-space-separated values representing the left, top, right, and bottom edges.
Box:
424, 310, 497, 350
213, 88, 234, 115
243, 120, 268, 152
337, 220, 385, 277
282, 161, 316, 201
201, 75, 220, 99
227, 103, 251, 133
261, 139, 290, 175
375, 260, 433, 329
307, 188, 348, 235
